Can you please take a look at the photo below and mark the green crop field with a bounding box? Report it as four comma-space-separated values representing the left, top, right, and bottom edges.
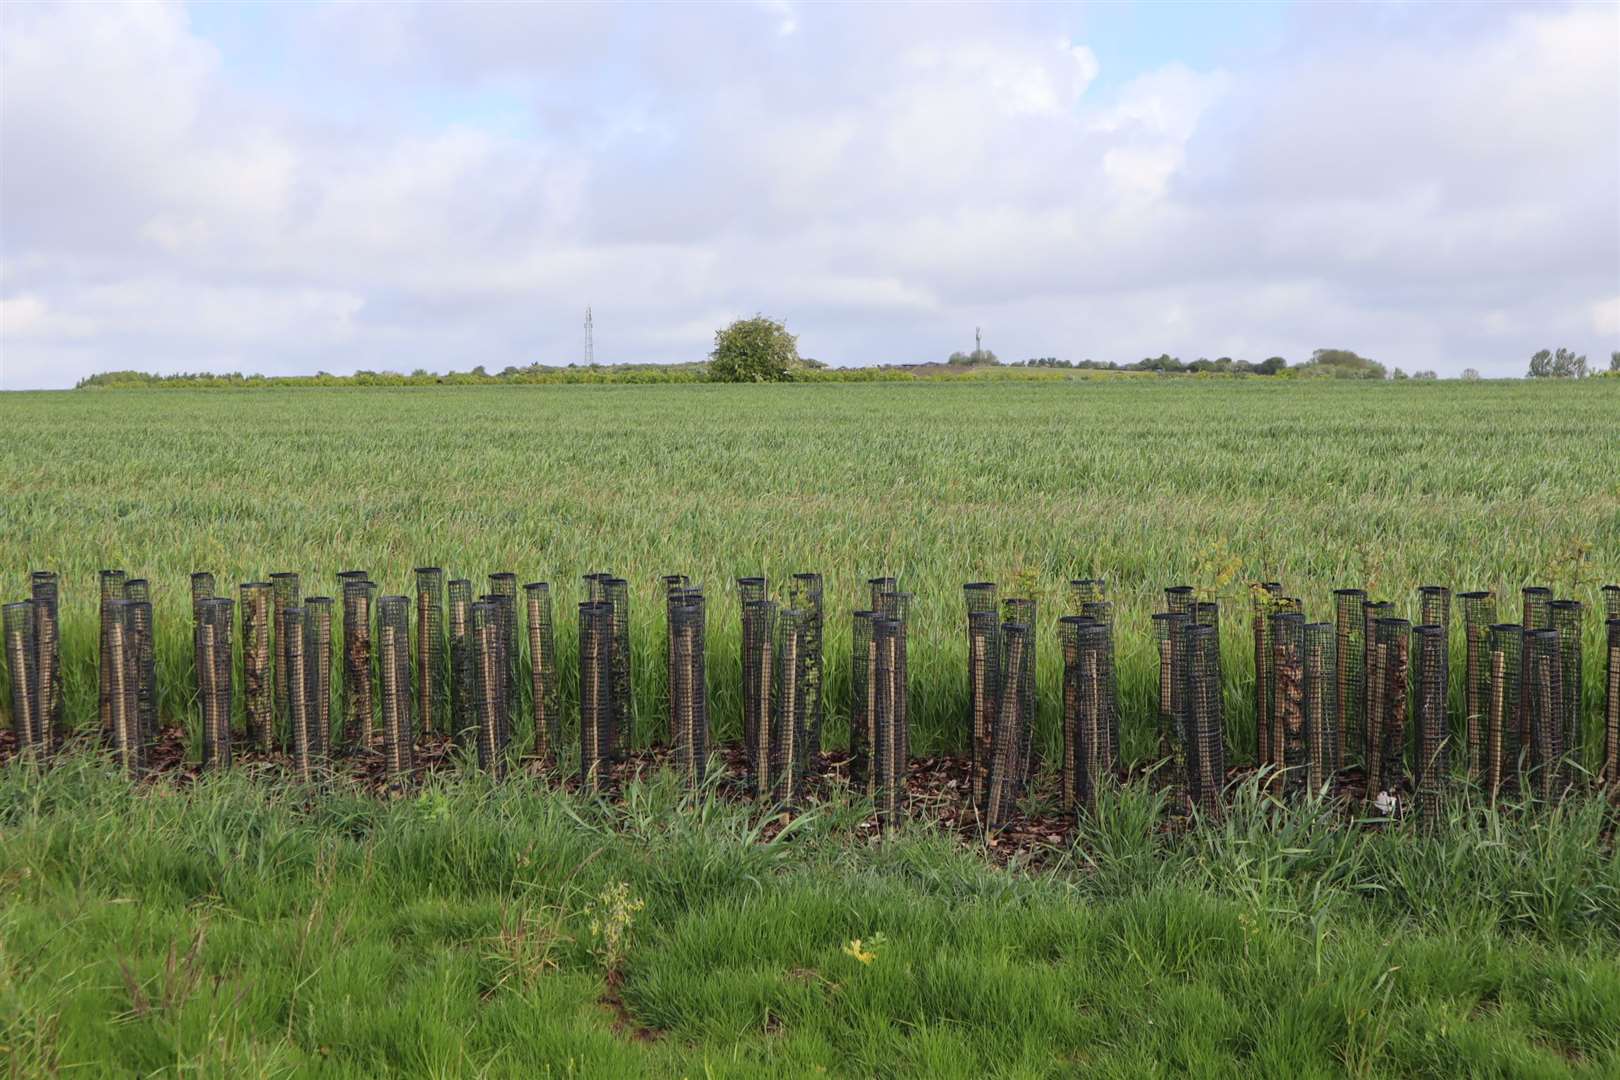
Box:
3, 379, 1619, 1076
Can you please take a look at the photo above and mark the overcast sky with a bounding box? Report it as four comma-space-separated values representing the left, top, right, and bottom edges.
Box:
2, 1, 1616, 387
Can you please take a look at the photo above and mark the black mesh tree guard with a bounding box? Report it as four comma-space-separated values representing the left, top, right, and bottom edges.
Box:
1183, 621, 1225, 818
1366, 617, 1410, 806
770, 607, 810, 806
872, 614, 906, 829
850, 610, 877, 796
4, 602, 40, 757
966, 607, 1001, 809
878, 591, 912, 784
471, 600, 506, 779
1164, 585, 1194, 617
1303, 622, 1337, 795
304, 597, 332, 760
29, 572, 62, 751
490, 573, 519, 734
190, 570, 215, 686
1524, 627, 1566, 802
1485, 624, 1524, 801
964, 582, 998, 616
1333, 589, 1366, 774
99, 570, 125, 741
103, 598, 141, 776
415, 569, 445, 735
1153, 612, 1190, 778
270, 573, 301, 746
1060, 616, 1115, 814
1271, 612, 1306, 795
1605, 618, 1620, 789
1412, 623, 1449, 824
662, 576, 690, 746
984, 620, 1032, 828
789, 574, 825, 760
525, 582, 560, 767
669, 591, 708, 784
447, 578, 473, 749
198, 597, 234, 770
1522, 586, 1552, 630
867, 577, 897, 612
479, 593, 511, 754
1418, 586, 1451, 639
1194, 600, 1220, 630
1549, 600, 1581, 771
123, 579, 156, 747
284, 604, 313, 782
1603, 585, 1620, 623
338, 571, 372, 752
1070, 579, 1107, 613
742, 598, 777, 798
1001, 597, 1036, 784
1252, 582, 1283, 775
377, 595, 414, 784
578, 600, 614, 790
600, 577, 631, 760
240, 583, 272, 753
1458, 591, 1496, 782
1361, 600, 1393, 770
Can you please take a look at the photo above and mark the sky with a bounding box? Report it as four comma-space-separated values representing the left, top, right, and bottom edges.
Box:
1, 1, 1617, 388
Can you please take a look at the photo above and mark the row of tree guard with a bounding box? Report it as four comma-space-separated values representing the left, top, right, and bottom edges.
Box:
5, 571, 1620, 828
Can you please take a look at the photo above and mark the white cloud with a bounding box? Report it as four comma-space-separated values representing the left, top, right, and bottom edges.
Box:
0, 1, 1615, 386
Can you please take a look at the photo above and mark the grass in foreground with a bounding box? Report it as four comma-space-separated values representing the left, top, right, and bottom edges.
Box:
2, 756, 1616, 1077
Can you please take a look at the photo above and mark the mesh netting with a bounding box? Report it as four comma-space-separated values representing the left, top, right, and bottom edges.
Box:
490, 574, 519, 748
771, 607, 809, 807
662, 576, 690, 746
123, 579, 156, 747
415, 568, 445, 735
341, 575, 375, 752
1270, 612, 1305, 795
1524, 627, 1566, 802
1521, 586, 1552, 630
1152, 612, 1189, 779
1603, 585, 1620, 622
1303, 621, 1337, 794
872, 614, 905, 829
1367, 617, 1410, 804
1485, 624, 1523, 800
601, 577, 631, 759
1060, 616, 1114, 813
1183, 622, 1224, 818
1418, 586, 1451, 638
1164, 586, 1194, 617
967, 608, 1001, 809
1070, 579, 1107, 611
447, 579, 473, 749
197, 597, 234, 770
984, 620, 1032, 827
964, 582, 998, 616
1549, 600, 1581, 770
240, 583, 272, 753
29, 572, 61, 751
1360, 600, 1392, 769
1412, 624, 1448, 824
1194, 600, 1220, 630
1001, 597, 1036, 784
878, 591, 912, 783
742, 598, 777, 797
669, 591, 707, 783
1332, 589, 1366, 773
850, 610, 877, 795
1605, 618, 1619, 788
789, 574, 824, 760
284, 604, 314, 782
525, 582, 560, 766
1252, 583, 1283, 774
5, 601, 40, 756
578, 600, 614, 789
99, 570, 126, 741
377, 595, 414, 783
103, 598, 142, 777
270, 573, 301, 746
304, 597, 332, 761
1458, 591, 1496, 782
867, 577, 897, 612
471, 600, 506, 779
